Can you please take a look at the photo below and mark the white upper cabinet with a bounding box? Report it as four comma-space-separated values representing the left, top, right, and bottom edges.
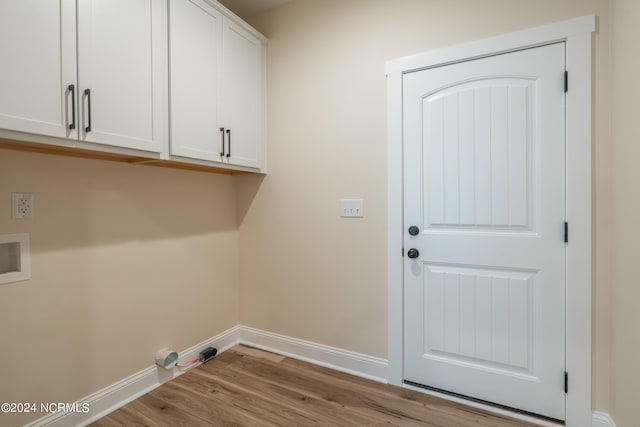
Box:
221, 18, 263, 169
1, 0, 264, 172
169, 0, 266, 171
0, 0, 166, 153
77, 0, 166, 152
0, 0, 77, 140
169, 0, 223, 161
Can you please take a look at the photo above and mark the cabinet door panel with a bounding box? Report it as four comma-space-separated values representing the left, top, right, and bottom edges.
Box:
222, 18, 263, 169
169, 0, 222, 161
0, 0, 77, 139
77, 0, 165, 152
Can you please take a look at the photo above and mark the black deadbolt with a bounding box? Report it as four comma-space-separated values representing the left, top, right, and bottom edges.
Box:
408, 226, 420, 236
407, 248, 420, 259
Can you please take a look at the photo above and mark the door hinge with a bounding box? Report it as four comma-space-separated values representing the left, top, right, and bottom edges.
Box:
565, 371, 568, 393
564, 71, 568, 93
402, 248, 404, 257
564, 222, 569, 243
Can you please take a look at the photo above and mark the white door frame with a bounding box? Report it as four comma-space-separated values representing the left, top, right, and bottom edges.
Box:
386, 15, 594, 426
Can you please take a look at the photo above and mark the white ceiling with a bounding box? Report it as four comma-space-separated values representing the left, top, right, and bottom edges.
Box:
217, 0, 291, 20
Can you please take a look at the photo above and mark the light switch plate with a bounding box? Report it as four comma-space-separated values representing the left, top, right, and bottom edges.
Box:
340, 199, 364, 218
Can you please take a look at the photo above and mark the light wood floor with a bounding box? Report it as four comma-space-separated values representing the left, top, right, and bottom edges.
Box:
92, 345, 537, 426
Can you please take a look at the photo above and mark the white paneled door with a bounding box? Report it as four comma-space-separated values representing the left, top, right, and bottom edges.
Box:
403, 43, 566, 421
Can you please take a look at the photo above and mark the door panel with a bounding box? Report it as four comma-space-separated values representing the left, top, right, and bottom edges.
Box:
77, 0, 165, 152
403, 43, 566, 420
0, 0, 77, 139
424, 79, 534, 229
169, 0, 222, 161
221, 18, 262, 169
422, 264, 535, 372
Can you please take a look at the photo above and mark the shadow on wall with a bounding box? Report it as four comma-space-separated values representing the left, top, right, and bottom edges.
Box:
0, 148, 244, 424
235, 172, 266, 226
0, 149, 240, 253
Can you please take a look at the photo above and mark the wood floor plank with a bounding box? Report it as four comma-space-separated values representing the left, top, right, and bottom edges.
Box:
187, 360, 400, 426
277, 354, 535, 426
90, 414, 134, 427
222, 350, 525, 427
126, 395, 213, 427
149, 380, 271, 427
94, 405, 158, 427
170, 369, 326, 425
92, 345, 539, 426
218, 357, 431, 425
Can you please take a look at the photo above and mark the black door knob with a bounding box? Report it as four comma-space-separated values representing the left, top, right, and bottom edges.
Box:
407, 248, 420, 259
408, 226, 420, 236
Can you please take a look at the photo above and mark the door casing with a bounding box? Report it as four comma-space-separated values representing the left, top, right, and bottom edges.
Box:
386, 15, 594, 427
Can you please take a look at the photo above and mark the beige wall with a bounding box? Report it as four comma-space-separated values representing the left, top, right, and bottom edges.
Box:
0, 150, 239, 426
610, 0, 640, 425
1, 0, 625, 424
243, 0, 612, 414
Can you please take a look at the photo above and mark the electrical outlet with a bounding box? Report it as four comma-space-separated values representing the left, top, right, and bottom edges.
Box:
12, 193, 34, 219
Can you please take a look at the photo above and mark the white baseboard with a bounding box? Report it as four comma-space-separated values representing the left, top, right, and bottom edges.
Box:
27, 326, 241, 427
26, 324, 615, 427
237, 325, 389, 383
592, 411, 617, 427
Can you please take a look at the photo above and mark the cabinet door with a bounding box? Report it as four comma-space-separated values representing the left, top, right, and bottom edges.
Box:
169, 0, 223, 161
77, 0, 166, 152
221, 18, 263, 169
0, 0, 77, 139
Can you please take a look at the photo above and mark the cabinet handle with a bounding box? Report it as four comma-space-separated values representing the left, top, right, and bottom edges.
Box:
226, 129, 231, 158
219, 127, 225, 157
84, 88, 92, 133
68, 84, 76, 130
